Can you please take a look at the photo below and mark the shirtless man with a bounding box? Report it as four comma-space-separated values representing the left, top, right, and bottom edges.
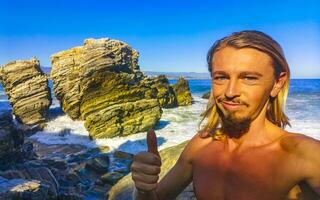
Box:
131, 30, 320, 200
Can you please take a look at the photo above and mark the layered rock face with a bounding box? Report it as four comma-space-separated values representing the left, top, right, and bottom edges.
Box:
141, 75, 177, 108
108, 140, 196, 200
0, 58, 52, 125
172, 77, 193, 106
51, 38, 162, 138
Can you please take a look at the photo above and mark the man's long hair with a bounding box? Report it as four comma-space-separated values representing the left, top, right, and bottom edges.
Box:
199, 30, 291, 139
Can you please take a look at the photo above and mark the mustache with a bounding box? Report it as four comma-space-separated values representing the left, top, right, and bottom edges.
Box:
217, 97, 249, 107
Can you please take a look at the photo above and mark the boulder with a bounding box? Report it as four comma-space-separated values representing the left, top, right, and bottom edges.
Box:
51, 38, 162, 138
141, 75, 177, 108
0, 109, 24, 168
0, 176, 50, 200
0, 167, 59, 199
202, 91, 211, 99
108, 140, 196, 200
0, 58, 52, 125
171, 77, 193, 106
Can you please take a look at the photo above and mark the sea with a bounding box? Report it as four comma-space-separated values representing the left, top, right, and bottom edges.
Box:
0, 79, 319, 154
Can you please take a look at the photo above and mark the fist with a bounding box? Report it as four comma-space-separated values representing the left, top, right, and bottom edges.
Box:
131, 129, 162, 192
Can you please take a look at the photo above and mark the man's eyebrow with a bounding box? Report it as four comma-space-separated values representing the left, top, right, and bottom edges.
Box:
212, 71, 228, 76
239, 71, 263, 77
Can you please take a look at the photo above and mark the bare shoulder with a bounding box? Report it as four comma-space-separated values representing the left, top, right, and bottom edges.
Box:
179, 132, 213, 163
280, 131, 320, 156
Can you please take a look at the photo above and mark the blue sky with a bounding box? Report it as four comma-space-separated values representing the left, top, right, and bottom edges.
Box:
1, 0, 320, 78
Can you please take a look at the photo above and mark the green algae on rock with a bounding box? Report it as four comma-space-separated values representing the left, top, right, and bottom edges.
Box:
50, 38, 162, 138
172, 77, 193, 106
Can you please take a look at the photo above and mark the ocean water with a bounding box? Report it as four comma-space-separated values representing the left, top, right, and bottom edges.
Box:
0, 79, 319, 154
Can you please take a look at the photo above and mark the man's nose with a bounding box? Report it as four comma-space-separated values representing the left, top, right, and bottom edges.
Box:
225, 79, 240, 99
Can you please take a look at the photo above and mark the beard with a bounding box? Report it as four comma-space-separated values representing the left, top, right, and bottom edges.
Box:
216, 99, 251, 138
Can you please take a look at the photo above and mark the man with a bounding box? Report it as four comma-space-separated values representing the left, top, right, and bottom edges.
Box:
131, 30, 320, 200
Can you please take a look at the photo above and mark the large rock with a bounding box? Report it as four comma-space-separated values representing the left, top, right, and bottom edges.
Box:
108, 140, 196, 200
172, 77, 193, 106
0, 58, 52, 125
0, 176, 50, 200
0, 109, 24, 168
141, 75, 177, 108
51, 38, 162, 138
0, 167, 59, 199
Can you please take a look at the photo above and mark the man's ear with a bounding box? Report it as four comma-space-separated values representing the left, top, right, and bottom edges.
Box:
270, 72, 288, 97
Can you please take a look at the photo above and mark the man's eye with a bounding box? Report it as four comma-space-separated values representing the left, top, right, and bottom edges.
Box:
214, 76, 227, 80
243, 76, 257, 80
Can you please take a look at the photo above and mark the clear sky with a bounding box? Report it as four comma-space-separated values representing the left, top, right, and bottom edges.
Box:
1, 0, 320, 78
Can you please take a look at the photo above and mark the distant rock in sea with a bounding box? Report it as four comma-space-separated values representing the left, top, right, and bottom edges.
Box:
0, 58, 52, 125
172, 77, 193, 106
202, 91, 211, 99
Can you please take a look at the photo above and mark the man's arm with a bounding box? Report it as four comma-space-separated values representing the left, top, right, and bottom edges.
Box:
155, 142, 194, 200
296, 135, 320, 195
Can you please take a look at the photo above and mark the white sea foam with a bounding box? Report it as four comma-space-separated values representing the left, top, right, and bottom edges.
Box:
28, 94, 320, 154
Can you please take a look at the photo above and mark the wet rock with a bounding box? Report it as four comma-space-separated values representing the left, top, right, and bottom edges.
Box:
108, 140, 196, 200
0, 176, 50, 200
85, 155, 110, 173
171, 77, 193, 106
0, 58, 52, 125
58, 186, 84, 200
0, 167, 59, 199
101, 172, 124, 185
202, 91, 211, 99
113, 151, 134, 160
0, 109, 24, 169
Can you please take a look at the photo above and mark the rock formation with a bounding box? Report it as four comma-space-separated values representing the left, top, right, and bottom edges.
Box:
172, 77, 193, 106
141, 75, 177, 108
51, 38, 162, 138
108, 140, 196, 200
0, 58, 52, 125
202, 91, 211, 99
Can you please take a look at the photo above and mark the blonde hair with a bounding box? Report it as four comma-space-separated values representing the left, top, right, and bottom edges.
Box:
199, 30, 291, 139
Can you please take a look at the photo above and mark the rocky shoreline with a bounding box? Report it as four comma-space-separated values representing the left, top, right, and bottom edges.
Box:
0, 38, 195, 199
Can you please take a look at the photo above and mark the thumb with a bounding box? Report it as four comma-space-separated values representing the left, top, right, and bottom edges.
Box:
147, 129, 160, 157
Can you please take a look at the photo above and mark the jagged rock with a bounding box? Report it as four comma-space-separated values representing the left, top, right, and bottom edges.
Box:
85, 155, 110, 173
0, 176, 50, 200
172, 77, 193, 106
141, 75, 177, 108
202, 91, 211, 99
51, 38, 162, 138
0, 109, 24, 169
0, 167, 59, 199
0, 58, 52, 125
101, 172, 124, 185
108, 140, 196, 200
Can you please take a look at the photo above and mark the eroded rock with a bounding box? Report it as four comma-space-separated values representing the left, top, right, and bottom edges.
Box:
0, 58, 51, 125
172, 77, 193, 106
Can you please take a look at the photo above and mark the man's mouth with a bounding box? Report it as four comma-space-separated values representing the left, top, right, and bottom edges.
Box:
221, 101, 243, 111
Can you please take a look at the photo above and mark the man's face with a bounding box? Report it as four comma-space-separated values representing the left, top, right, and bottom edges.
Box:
211, 46, 276, 137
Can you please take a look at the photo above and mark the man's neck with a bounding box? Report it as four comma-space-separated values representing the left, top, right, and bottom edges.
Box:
224, 116, 284, 152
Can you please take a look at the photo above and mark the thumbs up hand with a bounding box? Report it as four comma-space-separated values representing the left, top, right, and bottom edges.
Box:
131, 129, 162, 192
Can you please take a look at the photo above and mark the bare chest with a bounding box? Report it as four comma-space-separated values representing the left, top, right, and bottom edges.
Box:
192, 143, 297, 200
